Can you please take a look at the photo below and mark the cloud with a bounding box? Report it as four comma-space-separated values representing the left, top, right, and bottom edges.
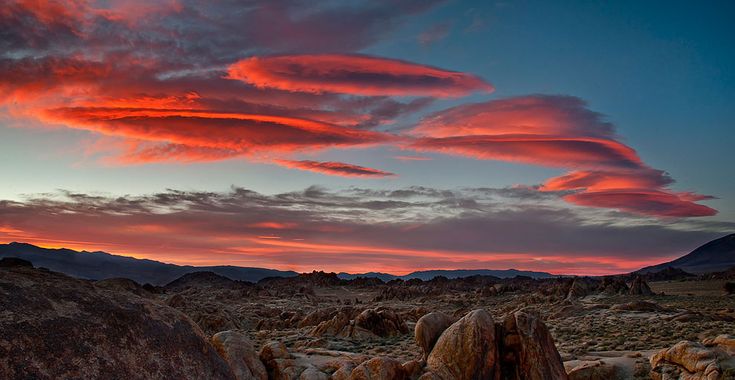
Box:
410, 135, 642, 169
275, 160, 396, 178
47, 107, 390, 148
0, 187, 729, 274
408, 95, 716, 217
564, 190, 717, 217
541, 169, 674, 192
228, 54, 494, 97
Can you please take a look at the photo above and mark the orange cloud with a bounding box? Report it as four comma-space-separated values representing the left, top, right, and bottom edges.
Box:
275, 160, 396, 178
228, 54, 494, 97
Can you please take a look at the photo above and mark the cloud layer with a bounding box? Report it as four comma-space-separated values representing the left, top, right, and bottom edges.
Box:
0, 187, 728, 274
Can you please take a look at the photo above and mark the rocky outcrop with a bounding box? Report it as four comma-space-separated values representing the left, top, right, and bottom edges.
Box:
500, 310, 569, 380
423, 309, 567, 380
650, 337, 735, 379
425, 309, 499, 379
0, 263, 235, 380
354, 307, 408, 337
628, 275, 654, 296
565, 277, 594, 300
415, 311, 454, 360
212, 330, 268, 380
310, 307, 407, 340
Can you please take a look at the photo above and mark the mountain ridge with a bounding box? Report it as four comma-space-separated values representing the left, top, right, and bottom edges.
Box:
0, 242, 556, 284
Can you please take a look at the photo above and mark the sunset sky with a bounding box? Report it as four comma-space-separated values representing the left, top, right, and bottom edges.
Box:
1, 0, 733, 275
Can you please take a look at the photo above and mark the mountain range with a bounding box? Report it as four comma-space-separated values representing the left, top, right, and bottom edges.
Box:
2, 233, 733, 285
0, 242, 297, 285
337, 269, 556, 281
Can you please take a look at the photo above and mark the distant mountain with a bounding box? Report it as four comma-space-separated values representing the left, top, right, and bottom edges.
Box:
339, 268, 556, 281
0, 242, 297, 285
638, 234, 735, 274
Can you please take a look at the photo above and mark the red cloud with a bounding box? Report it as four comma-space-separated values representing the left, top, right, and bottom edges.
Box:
42, 107, 393, 159
275, 160, 395, 178
565, 190, 717, 217
408, 95, 716, 217
228, 54, 494, 97
408, 96, 637, 169
541, 169, 674, 192
410, 135, 642, 169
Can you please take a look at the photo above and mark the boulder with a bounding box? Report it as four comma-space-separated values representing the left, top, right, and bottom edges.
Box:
415, 311, 454, 360
500, 310, 569, 380
628, 275, 654, 296
426, 309, 499, 379
211, 330, 267, 380
650, 340, 735, 380
0, 264, 235, 379
349, 357, 406, 380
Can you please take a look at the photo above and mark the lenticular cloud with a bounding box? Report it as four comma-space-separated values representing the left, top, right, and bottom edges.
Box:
228, 54, 494, 97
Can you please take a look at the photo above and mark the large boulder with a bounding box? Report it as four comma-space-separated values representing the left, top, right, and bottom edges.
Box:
415, 311, 454, 360
0, 264, 235, 379
211, 330, 267, 380
426, 309, 499, 380
650, 339, 735, 380
628, 275, 654, 296
500, 311, 568, 380
349, 357, 406, 380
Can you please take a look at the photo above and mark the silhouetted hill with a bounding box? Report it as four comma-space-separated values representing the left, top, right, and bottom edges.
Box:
638, 234, 735, 274
339, 268, 555, 281
0, 242, 297, 285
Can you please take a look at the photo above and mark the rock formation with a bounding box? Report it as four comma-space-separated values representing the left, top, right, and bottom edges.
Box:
628, 275, 655, 296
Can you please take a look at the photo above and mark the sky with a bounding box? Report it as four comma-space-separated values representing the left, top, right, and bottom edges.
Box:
0, 0, 733, 275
